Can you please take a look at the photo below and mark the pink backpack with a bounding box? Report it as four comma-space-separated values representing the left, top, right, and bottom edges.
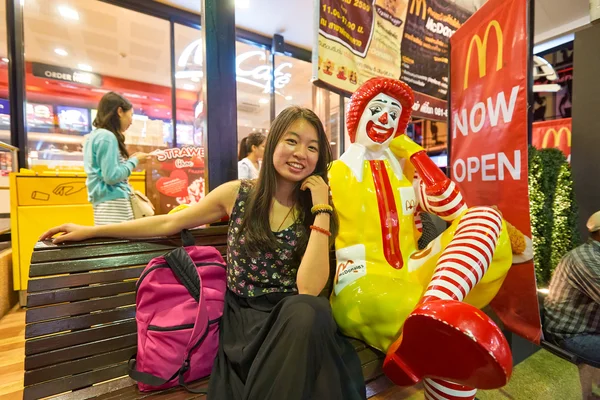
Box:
129, 231, 226, 392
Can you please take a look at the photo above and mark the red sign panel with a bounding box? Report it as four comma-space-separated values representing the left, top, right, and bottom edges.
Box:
450, 0, 540, 343
532, 118, 572, 163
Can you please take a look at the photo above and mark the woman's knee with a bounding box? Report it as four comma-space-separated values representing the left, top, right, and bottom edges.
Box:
280, 295, 334, 333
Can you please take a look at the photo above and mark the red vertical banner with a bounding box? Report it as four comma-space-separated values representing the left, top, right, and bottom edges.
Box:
450, 0, 541, 342
532, 118, 572, 162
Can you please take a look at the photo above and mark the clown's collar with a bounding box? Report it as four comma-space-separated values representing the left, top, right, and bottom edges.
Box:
338, 142, 405, 183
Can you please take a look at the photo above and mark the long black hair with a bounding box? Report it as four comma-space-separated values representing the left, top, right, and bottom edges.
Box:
93, 92, 132, 158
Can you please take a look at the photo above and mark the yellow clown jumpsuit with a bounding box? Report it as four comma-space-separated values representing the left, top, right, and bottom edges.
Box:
328, 156, 513, 352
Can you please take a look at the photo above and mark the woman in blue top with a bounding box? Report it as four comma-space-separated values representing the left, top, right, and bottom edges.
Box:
238, 132, 266, 179
84, 92, 148, 225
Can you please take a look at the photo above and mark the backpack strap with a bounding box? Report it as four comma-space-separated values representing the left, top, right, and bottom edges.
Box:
128, 358, 181, 386
164, 247, 200, 302
181, 229, 196, 247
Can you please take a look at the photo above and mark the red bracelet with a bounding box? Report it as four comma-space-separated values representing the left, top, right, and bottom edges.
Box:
310, 225, 331, 237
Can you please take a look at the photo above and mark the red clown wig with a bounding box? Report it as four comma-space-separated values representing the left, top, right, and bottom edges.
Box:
346, 77, 415, 143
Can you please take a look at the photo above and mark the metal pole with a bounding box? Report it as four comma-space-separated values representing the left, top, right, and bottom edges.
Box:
201, 0, 238, 190
6, 0, 27, 170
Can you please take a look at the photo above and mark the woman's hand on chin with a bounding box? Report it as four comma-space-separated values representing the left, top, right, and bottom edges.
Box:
300, 175, 330, 206
39, 224, 95, 244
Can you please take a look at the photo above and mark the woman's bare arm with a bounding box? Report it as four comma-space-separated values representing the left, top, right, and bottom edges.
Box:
40, 180, 241, 243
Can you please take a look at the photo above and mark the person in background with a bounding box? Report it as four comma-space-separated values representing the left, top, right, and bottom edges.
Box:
40, 106, 366, 400
544, 210, 600, 399
238, 131, 266, 179
84, 92, 148, 225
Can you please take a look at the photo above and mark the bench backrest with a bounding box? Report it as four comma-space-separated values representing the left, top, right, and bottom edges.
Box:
23, 227, 228, 400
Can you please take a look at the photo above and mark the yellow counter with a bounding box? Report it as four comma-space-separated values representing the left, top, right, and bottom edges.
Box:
9, 170, 146, 290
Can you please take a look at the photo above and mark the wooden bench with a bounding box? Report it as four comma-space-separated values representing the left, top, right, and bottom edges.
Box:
24, 226, 393, 399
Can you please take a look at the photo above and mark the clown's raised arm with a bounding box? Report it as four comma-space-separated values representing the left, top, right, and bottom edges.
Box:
391, 134, 468, 223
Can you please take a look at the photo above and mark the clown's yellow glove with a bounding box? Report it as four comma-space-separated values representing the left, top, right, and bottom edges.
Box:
391, 134, 449, 195
389, 134, 425, 160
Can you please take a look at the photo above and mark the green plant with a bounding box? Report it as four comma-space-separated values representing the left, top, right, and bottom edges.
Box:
528, 146, 580, 286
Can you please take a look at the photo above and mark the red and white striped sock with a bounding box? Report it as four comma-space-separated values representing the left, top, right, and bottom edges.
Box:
420, 206, 502, 304
424, 378, 477, 400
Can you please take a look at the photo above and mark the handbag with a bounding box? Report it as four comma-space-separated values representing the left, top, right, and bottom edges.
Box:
130, 189, 155, 219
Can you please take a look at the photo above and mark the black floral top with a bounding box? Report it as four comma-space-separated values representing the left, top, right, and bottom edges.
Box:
226, 180, 303, 297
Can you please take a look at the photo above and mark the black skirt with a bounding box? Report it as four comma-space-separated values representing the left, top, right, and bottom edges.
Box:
207, 290, 367, 400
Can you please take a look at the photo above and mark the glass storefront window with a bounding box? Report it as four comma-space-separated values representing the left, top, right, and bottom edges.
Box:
23, 0, 172, 172
276, 55, 341, 159
343, 96, 351, 155
149, 23, 208, 214
274, 55, 311, 116
174, 23, 204, 148
236, 42, 272, 153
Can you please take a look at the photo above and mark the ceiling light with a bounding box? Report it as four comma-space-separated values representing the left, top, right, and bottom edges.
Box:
183, 84, 196, 91
1, 58, 8, 63
58, 6, 80, 20
77, 63, 92, 72
236, 0, 250, 8
285, 95, 293, 101
191, 77, 200, 82
54, 48, 68, 56
259, 98, 269, 104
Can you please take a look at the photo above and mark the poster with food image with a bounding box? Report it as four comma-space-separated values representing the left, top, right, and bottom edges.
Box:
313, 0, 409, 94
147, 146, 206, 215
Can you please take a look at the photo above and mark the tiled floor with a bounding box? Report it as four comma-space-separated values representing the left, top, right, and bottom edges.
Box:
0, 305, 25, 400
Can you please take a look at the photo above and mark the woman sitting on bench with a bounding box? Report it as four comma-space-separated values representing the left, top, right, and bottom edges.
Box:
40, 107, 367, 400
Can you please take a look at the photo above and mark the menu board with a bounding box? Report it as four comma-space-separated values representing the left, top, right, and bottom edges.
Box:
0, 99, 10, 128
57, 106, 90, 133
26, 103, 55, 130
400, 0, 472, 99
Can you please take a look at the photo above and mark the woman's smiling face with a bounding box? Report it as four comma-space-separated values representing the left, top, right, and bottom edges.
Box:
272, 118, 320, 183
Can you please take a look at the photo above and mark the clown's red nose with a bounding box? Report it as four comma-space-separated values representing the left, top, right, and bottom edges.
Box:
378, 113, 388, 124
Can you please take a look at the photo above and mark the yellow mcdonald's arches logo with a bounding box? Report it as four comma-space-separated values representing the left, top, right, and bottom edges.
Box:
463, 20, 503, 89
409, 0, 427, 20
542, 127, 571, 148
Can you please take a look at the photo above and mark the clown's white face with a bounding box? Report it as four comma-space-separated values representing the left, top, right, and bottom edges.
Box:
355, 93, 402, 152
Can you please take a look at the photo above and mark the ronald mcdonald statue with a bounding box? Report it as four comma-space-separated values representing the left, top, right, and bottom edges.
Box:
329, 77, 524, 399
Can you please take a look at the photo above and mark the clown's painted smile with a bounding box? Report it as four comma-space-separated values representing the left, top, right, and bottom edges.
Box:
366, 120, 395, 143
356, 93, 403, 151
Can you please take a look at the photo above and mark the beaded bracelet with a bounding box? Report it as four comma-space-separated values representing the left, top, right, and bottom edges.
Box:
310, 225, 332, 236
313, 208, 333, 216
311, 204, 333, 214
